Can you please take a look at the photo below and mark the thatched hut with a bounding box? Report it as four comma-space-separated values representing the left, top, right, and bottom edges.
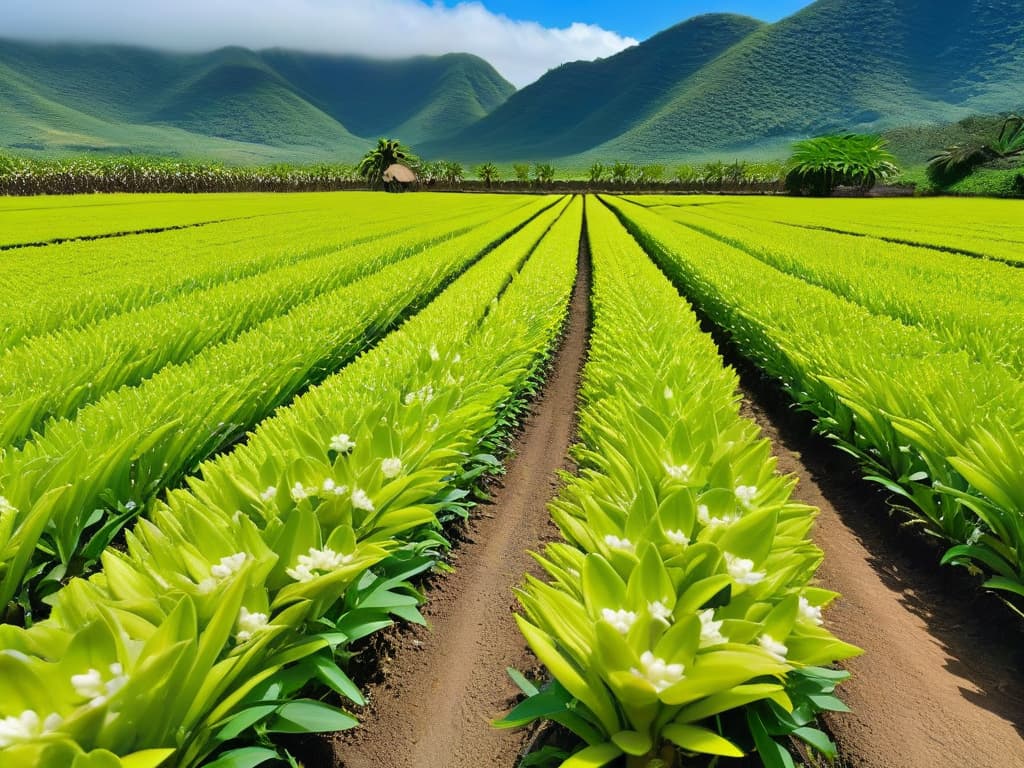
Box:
382, 163, 418, 191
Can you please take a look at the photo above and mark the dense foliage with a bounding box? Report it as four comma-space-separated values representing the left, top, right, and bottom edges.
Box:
0, 195, 576, 766
785, 135, 899, 196
927, 114, 1024, 184
610, 196, 1024, 612
356, 139, 419, 189
499, 199, 859, 767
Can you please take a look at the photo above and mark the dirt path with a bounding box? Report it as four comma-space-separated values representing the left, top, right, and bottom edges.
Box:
739, 393, 1024, 768
337, 222, 590, 768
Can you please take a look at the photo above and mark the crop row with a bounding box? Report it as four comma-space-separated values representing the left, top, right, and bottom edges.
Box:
0, 197, 556, 619
635, 196, 1024, 266
501, 199, 859, 767
606, 197, 1024, 608
0, 194, 329, 250
0, 196, 583, 766
0, 193, 516, 350
641, 199, 1024, 376
0, 200, 515, 451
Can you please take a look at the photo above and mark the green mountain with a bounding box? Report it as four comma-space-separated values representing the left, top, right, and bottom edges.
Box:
426, 0, 1024, 163
0, 41, 514, 163
2, 0, 1022, 165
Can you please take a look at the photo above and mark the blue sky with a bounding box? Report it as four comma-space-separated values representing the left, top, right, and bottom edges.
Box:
441, 1, 813, 39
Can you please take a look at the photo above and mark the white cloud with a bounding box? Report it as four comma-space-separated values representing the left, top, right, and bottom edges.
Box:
1, 0, 638, 86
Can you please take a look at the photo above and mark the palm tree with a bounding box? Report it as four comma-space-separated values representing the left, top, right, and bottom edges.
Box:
638, 164, 665, 184
357, 138, 418, 189
533, 163, 555, 187
588, 162, 607, 185
441, 160, 464, 185
610, 162, 633, 185
476, 162, 500, 188
928, 114, 1024, 183
512, 163, 531, 183
786, 134, 898, 195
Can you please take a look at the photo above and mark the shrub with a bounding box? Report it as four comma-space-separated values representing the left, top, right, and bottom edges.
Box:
785, 134, 898, 196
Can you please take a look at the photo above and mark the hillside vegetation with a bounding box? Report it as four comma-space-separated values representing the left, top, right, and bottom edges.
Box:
429, 0, 1024, 163
1, 0, 1022, 164
0, 41, 513, 162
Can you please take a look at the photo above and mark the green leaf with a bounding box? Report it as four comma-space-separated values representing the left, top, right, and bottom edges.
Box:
216, 704, 279, 741
662, 724, 743, 757
562, 741, 624, 768
268, 700, 359, 734
793, 726, 838, 759
313, 654, 366, 706
507, 667, 540, 697
202, 747, 281, 768
982, 576, 1024, 599
120, 750, 177, 768
746, 710, 795, 768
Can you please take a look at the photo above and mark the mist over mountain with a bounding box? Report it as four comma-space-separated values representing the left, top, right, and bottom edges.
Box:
1, 0, 1022, 164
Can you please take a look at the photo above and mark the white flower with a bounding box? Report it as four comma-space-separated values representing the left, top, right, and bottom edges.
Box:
663, 463, 691, 482
453, 353, 462, 363
381, 457, 403, 479
735, 485, 758, 508
322, 478, 348, 496
286, 547, 355, 582
663, 386, 673, 400
799, 596, 824, 626
71, 663, 128, 709
429, 344, 440, 361
330, 433, 355, 453
697, 504, 739, 528
259, 486, 277, 502
724, 553, 765, 585
198, 552, 249, 592
291, 482, 318, 502
601, 608, 637, 634
0, 710, 63, 748
236, 607, 270, 643
351, 488, 375, 512
603, 534, 634, 553
665, 529, 690, 547
698, 609, 727, 647
758, 634, 788, 662
966, 526, 983, 546
648, 601, 672, 625
630, 651, 685, 693
404, 384, 435, 405
210, 552, 247, 580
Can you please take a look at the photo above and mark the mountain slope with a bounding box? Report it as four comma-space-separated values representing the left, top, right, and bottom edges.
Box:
594, 0, 1024, 160
428, 0, 1024, 162
421, 14, 763, 160
0, 41, 514, 161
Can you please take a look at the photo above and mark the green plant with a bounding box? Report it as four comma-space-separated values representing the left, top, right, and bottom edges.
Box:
673, 165, 697, 184
638, 165, 665, 184
588, 162, 607, 185
785, 134, 898, 196
440, 160, 464, 185
475, 162, 500, 187
499, 200, 860, 767
513, 163, 532, 183
610, 162, 634, 185
533, 163, 556, 186
356, 138, 419, 189
928, 114, 1024, 184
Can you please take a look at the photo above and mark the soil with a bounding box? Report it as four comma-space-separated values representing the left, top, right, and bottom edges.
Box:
335, 218, 591, 768
738, 389, 1024, 768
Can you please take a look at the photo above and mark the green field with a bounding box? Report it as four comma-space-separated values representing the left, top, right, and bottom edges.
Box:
0, 193, 1021, 767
